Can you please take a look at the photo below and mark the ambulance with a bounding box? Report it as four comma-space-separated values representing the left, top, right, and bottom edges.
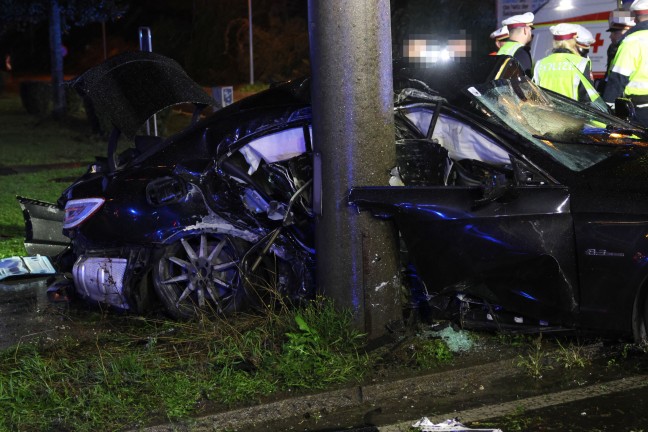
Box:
531, 0, 632, 79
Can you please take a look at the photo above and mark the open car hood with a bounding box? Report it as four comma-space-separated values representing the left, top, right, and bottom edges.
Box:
71, 51, 215, 138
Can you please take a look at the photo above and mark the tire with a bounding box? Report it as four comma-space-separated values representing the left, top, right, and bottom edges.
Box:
153, 233, 247, 319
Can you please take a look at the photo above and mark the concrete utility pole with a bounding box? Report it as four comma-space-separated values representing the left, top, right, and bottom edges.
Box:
49, 0, 66, 118
308, 0, 400, 338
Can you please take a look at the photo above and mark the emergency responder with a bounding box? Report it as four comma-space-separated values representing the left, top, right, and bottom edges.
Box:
606, 11, 636, 71
598, 11, 635, 93
489, 26, 509, 55
574, 25, 595, 59
603, 0, 648, 127
575, 24, 595, 82
497, 12, 534, 76
532, 23, 603, 107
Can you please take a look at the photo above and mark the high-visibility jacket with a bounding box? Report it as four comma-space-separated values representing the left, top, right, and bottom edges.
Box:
609, 29, 648, 97
497, 41, 523, 57
603, 21, 648, 103
533, 51, 601, 103
497, 41, 533, 77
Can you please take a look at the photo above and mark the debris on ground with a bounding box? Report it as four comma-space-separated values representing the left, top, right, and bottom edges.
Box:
429, 326, 475, 352
412, 417, 502, 431
0, 255, 55, 281
46, 277, 73, 303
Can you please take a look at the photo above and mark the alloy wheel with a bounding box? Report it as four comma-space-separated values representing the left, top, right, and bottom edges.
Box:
153, 233, 245, 319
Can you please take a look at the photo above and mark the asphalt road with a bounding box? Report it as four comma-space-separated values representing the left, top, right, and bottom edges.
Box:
381, 374, 648, 431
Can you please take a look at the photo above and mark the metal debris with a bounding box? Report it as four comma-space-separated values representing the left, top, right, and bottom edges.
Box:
412, 417, 502, 432
0, 255, 55, 281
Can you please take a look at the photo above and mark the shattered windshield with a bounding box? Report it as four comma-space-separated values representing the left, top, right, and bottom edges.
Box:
466, 77, 648, 172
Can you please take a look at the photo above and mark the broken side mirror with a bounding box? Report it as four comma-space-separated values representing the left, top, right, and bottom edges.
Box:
472, 183, 517, 210
614, 97, 637, 123
472, 175, 516, 210
451, 159, 516, 209
510, 156, 547, 186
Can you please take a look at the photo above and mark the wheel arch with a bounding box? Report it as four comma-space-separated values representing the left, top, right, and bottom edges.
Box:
160, 224, 260, 246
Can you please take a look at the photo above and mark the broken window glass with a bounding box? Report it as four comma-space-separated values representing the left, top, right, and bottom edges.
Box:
467, 78, 648, 172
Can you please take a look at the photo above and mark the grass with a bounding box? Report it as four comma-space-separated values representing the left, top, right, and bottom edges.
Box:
514, 334, 593, 379
236, 82, 271, 93
0, 94, 101, 167
515, 334, 552, 379
0, 91, 100, 257
553, 339, 592, 369
0, 297, 372, 431
409, 337, 453, 369
0, 168, 85, 257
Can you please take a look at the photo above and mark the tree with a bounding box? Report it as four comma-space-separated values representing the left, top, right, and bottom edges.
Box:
0, 0, 126, 117
180, 0, 309, 84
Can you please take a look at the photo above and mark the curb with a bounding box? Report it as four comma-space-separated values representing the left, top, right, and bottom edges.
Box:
381, 374, 648, 431
138, 357, 520, 432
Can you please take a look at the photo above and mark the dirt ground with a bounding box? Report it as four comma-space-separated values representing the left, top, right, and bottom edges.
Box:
0, 276, 60, 350
0, 275, 121, 352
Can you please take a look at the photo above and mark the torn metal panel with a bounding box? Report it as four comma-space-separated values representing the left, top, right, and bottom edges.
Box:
179, 214, 261, 244
17, 196, 69, 257
0, 256, 56, 281
350, 185, 578, 324
412, 417, 502, 432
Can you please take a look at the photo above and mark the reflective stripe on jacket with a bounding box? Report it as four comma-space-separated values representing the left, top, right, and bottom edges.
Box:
533, 52, 600, 102
609, 29, 648, 97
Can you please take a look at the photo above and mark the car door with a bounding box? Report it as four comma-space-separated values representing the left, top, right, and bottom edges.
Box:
351, 107, 579, 325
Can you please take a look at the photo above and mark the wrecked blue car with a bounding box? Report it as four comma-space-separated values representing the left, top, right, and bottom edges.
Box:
19, 52, 648, 343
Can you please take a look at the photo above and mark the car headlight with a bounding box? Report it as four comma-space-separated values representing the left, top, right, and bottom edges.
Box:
63, 198, 105, 229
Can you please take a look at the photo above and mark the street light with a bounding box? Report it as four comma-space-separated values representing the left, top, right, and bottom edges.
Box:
555, 0, 574, 11
248, 0, 254, 85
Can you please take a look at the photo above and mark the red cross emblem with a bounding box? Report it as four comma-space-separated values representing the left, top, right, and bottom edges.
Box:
591, 33, 604, 54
